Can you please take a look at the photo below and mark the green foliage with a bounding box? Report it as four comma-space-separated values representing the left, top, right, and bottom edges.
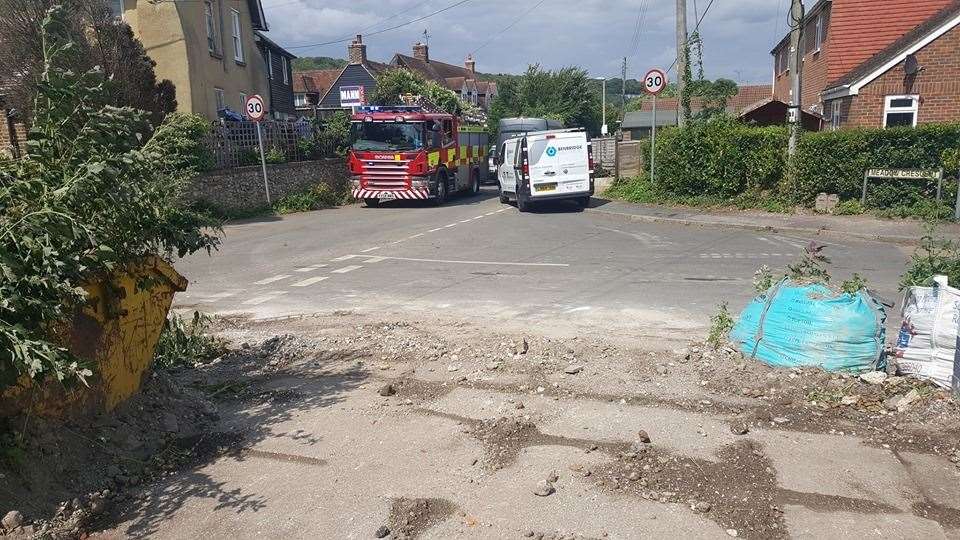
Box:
840, 273, 868, 294
292, 56, 347, 71
148, 113, 214, 172
753, 265, 775, 295
371, 68, 468, 115
154, 311, 224, 369
788, 123, 960, 205
487, 65, 601, 136
899, 224, 960, 290
689, 78, 738, 120
264, 146, 286, 164
708, 302, 734, 349
272, 182, 345, 214
652, 116, 788, 199
297, 111, 351, 159
787, 243, 832, 283
833, 199, 865, 215
0, 8, 220, 388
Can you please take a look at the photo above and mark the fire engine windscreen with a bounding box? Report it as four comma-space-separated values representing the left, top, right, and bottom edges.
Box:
350, 122, 425, 152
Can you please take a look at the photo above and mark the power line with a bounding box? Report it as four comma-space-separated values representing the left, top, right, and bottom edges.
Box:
285, 0, 472, 51
626, 0, 650, 61
468, 0, 547, 56
667, 0, 718, 73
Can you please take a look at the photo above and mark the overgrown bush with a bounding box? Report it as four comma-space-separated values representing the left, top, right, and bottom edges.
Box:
148, 112, 214, 172
651, 115, 788, 199
265, 146, 286, 164
0, 8, 220, 388
272, 182, 346, 214
900, 224, 960, 290
788, 124, 960, 205
154, 311, 223, 369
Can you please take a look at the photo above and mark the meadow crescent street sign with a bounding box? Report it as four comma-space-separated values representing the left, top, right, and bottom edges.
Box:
245, 94, 266, 121
644, 69, 668, 95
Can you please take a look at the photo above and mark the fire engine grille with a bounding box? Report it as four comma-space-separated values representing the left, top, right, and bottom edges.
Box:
362, 159, 412, 190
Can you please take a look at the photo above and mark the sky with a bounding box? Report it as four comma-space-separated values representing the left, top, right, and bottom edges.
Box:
262, 0, 792, 84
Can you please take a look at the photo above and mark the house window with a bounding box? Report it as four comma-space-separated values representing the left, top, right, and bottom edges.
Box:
231, 9, 244, 63
814, 13, 825, 52
239, 92, 247, 111
214, 88, 225, 112
884, 95, 919, 128
109, 0, 123, 19
830, 101, 842, 131
267, 50, 273, 78
281, 56, 289, 85
295, 93, 308, 107
204, 1, 218, 54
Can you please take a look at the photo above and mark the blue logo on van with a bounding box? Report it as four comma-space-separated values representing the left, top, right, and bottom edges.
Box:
546, 146, 557, 157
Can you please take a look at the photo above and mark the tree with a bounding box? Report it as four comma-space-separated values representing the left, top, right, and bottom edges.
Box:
293, 56, 347, 71
487, 65, 601, 136
371, 68, 468, 116
0, 0, 176, 124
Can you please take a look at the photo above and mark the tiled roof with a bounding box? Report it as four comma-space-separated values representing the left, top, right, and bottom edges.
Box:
827, 0, 960, 88
393, 53, 475, 83
638, 84, 772, 113
293, 69, 341, 95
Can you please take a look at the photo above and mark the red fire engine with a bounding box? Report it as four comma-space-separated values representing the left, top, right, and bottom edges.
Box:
348, 106, 489, 207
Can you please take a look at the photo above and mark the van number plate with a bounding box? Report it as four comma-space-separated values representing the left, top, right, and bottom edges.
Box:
535, 183, 558, 192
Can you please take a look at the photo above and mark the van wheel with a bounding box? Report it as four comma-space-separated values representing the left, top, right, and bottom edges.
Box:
364, 198, 380, 208
432, 172, 448, 206
498, 185, 509, 204
576, 196, 591, 208
516, 183, 530, 212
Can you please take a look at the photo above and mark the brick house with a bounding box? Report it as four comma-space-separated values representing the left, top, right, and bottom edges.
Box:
315, 37, 497, 114
822, 1, 960, 129
770, 0, 957, 130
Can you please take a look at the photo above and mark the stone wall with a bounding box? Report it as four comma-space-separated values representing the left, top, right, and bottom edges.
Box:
188, 158, 349, 213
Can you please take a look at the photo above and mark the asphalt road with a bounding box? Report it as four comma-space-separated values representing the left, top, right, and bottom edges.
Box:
176, 188, 911, 348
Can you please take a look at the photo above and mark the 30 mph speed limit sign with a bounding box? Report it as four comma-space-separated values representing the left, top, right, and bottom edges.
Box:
245, 94, 267, 121
643, 69, 668, 95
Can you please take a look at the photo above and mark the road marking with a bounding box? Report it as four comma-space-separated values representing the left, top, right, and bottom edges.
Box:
473, 215, 485, 220
459, 219, 472, 223
428, 227, 443, 232
332, 265, 363, 274
774, 236, 806, 249
331, 255, 357, 262
253, 275, 291, 285
360, 246, 381, 253
407, 233, 424, 239
351, 255, 569, 267
484, 211, 497, 216
291, 276, 329, 287
564, 306, 591, 314
496, 208, 508, 213
444, 223, 457, 228
364, 256, 386, 263
243, 291, 287, 305
209, 291, 239, 299
294, 264, 328, 273
756, 236, 780, 246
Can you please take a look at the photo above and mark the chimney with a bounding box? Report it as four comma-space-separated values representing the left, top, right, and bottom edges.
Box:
413, 42, 429, 62
465, 55, 476, 75
348, 35, 367, 64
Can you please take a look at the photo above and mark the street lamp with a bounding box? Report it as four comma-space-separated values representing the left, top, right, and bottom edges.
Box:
595, 77, 608, 136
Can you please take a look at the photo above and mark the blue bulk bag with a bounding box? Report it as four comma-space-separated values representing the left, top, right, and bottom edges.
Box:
730, 279, 886, 372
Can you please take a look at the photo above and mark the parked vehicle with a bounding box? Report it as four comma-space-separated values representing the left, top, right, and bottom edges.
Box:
486, 117, 565, 185
496, 128, 594, 211
347, 106, 488, 207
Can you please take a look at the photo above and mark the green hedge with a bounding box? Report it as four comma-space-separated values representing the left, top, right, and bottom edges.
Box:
787, 123, 960, 205
650, 116, 788, 199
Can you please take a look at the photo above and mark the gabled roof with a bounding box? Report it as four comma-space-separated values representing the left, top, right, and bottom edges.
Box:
638, 84, 772, 114
254, 31, 296, 58
247, 0, 268, 31
294, 69, 341, 95
392, 53, 475, 83
823, 0, 960, 98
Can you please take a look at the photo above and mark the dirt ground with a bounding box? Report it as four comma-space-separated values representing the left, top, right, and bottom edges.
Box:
1, 311, 958, 539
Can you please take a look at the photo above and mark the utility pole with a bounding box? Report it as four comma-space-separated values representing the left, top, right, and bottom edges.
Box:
787, 0, 805, 156
676, 0, 688, 126
620, 57, 627, 132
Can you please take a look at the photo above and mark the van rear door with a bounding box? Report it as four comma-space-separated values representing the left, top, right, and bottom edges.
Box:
526, 131, 590, 198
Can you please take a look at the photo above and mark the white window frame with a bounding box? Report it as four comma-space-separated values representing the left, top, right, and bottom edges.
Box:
281, 56, 289, 85
294, 93, 308, 107
883, 95, 919, 128
231, 9, 244, 63
214, 88, 225, 112
204, 1, 218, 54
813, 13, 824, 53
267, 50, 274, 79
110, 0, 124, 19
239, 92, 247, 111
830, 101, 841, 131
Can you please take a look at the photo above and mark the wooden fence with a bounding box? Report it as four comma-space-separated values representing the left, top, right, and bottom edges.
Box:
206, 119, 316, 170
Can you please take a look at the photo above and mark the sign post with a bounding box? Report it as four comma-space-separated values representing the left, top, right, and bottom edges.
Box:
643, 68, 668, 184
245, 94, 271, 205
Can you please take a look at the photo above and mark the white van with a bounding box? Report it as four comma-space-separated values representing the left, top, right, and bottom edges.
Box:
496, 129, 593, 211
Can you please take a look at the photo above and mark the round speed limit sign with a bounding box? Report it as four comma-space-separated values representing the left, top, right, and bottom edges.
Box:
245, 94, 267, 121
643, 69, 668, 95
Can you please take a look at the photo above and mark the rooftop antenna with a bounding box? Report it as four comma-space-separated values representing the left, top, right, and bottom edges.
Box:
423, 28, 430, 47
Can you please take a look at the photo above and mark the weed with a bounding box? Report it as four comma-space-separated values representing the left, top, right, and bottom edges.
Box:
833, 200, 865, 215
840, 273, 868, 294
708, 302, 735, 349
787, 242, 832, 283
753, 265, 775, 295
899, 224, 960, 290
154, 311, 224, 369
265, 146, 286, 165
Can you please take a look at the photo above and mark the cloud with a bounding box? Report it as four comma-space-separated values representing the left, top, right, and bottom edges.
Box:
263, 0, 785, 83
